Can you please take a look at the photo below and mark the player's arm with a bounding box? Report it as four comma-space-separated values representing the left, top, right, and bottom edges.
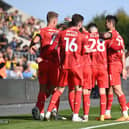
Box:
29, 34, 41, 54
99, 32, 112, 40
109, 42, 124, 51
106, 32, 124, 51
81, 35, 92, 54
122, 47, 127, 80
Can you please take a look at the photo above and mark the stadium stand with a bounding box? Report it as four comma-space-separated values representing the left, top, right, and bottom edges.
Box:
0, 0, 46, 79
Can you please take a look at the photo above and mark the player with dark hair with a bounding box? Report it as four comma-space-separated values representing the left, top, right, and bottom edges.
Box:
30, 11, 60, 120
82, 22, 124, 121
45, 14, 87, 122
85, 23, 109, 121
105, 15, 129, 121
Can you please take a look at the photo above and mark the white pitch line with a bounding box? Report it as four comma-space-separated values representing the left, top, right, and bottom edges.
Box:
80, 121, 129, 129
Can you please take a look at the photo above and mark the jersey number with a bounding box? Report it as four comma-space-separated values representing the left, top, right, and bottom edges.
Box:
64, 37, 78, 52
116, 35, 124, 53
89, 39, 105, 52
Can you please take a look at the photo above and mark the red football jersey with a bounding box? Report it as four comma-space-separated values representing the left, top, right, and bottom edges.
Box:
57, 27, 87, 69
88, 32, 108, 67
107, 30, 124, 64
39, 27, 59, 62
82, 31, 92, 65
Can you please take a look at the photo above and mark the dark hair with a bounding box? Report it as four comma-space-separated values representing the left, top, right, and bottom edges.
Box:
57, 23, 67, 30
70, 14, 84, 26
106, 15, 118, 25
87, 23, 98, 30
47, 11, 58, 23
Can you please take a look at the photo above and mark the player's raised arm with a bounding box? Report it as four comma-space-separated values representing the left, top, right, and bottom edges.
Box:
29, 34, 41, 54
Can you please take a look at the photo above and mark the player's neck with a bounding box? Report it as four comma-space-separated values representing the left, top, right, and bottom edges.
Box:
70, 26, 80, 30
109, 27, 115, 31
47, 23, 56, 28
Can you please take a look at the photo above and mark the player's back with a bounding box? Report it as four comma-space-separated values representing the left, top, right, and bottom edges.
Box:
82, 32, 92, 65
39, 27, 59, 62
107, 30, 124, 64
59, 27, 84, 69
88, 32, 107, 67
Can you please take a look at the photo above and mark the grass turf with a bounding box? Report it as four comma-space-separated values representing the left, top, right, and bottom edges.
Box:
0, 104, 129, 129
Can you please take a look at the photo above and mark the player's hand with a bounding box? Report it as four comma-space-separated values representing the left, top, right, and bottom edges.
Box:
36, 57, 43, 63
64, 17, 72, 22
101, 32, 112, 39
84, 45, 92, 53
29, 46, 37, 55
122, 68, 127, 80
82, 27, 88, 33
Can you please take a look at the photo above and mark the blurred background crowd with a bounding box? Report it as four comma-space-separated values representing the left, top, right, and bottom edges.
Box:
0, 6, 129, 80
0, 7, 43, 79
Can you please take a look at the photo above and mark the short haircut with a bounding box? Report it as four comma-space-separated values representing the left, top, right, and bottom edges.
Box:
70, 14, 84, 26
87, 23, 98, 33
87, 23, 97, 30
106, 15, 118, 25
47, 11, 58, 23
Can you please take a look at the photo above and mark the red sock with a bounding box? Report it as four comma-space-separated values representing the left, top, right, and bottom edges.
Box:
68, 90, 75, 112
127, 102, 129, 108
74, 91, 82, 114
83, 94, 90, 115
54, 98, 60, 111
36, 92, 46, 113
118, 94, 127, 111
100, 94, 106, 115
47, 90, 62, 112
107, 94, 113, 110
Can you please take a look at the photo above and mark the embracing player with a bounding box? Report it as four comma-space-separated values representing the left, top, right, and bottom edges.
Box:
30, 11, 60, 120
104, 15, 129, 121
83, 23, 124, 121
45, 14, 87, 122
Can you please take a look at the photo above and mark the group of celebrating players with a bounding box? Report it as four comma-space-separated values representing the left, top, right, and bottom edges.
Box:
30, 11, 129, 122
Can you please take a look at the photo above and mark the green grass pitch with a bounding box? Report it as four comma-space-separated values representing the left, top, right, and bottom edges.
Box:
0, 104, 129, 129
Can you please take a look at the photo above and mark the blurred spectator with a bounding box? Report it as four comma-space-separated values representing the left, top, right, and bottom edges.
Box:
29, 61, 38, 78
0, 33, 8, 51
6, 63, 23, 79
4, 55, 11, 70
11, 10, 21, 26
9, 37, 17, 50
0, 52, 7, 79
0, 7, 42, 79
15, 44, 21, 52
10, 23, 19, 34
5, 46, 14, 60
1, 22, 8, 34
21, 45, 29, 52
22, 64, 33, 79
126, 66, 129, 78
21, 55, 28, 67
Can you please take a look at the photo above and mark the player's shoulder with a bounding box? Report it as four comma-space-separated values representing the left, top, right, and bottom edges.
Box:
109, 29, 119, 38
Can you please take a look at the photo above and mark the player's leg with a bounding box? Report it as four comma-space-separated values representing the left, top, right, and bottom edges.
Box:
82, 67, 92, 122
72, 85, 82, 122
127, 102, 129, 110
48, 62, 60, 116
97, 69, 108, 121
83, 89, 91, 122
45, 69, 68, 120
70, 70, 83, 122
45, 87, 65, 120
109, 64, 129, 121
32, 62, 48, 120
68, 86, 75, 113
105, 86, 113, 119
113, 84, 129, 121
98, 87, 107, 121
